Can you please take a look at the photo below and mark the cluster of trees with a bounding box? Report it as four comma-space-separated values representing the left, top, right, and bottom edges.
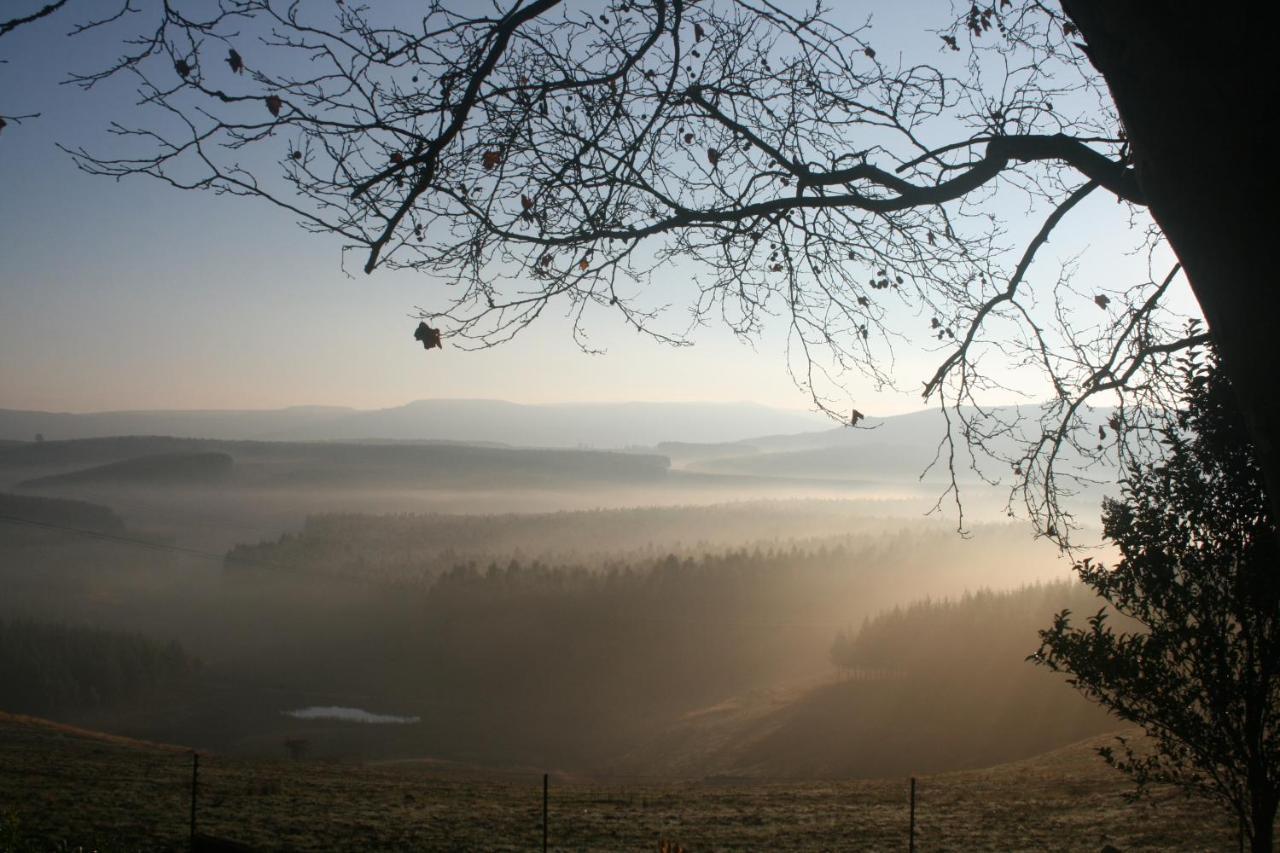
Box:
0, 619, 199, 716
225, 501, 1051, 587
1035, 349, 1280, 851
830, 581, 1105, 677
393, 546, 1073, 767
6, 508, 1063, 769
224, 501, 897, 581
420, 545, 888, 714
714, 581, 1116, 778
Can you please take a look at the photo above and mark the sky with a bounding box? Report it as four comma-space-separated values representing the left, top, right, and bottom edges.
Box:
0, 1, 1192, 417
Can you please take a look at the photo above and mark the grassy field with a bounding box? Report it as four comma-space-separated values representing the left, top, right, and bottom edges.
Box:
0, 712, 1240, 852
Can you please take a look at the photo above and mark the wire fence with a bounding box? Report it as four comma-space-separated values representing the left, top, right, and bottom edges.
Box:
0, 742, 1244, 852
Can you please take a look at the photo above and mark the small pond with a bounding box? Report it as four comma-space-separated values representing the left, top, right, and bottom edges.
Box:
282, 706, 420, 724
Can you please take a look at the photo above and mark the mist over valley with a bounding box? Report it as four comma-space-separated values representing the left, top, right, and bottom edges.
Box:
0, 402, 1114, 785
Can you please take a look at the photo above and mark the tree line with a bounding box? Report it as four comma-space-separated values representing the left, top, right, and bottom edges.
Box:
0, 619, 199, 716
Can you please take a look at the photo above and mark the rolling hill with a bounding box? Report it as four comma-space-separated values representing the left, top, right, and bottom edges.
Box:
0, 492, 126, 534
0, 402, 1121, 499
0, 436, 672, 492
17, 451, 234, 489
0, 400, 831, 448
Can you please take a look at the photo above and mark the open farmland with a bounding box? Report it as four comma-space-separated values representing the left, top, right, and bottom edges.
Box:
0, 712, 1237, 852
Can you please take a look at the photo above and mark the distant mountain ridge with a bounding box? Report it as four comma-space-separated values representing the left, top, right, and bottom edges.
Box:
0, 402, 1117, 493
0, 400, 830, 448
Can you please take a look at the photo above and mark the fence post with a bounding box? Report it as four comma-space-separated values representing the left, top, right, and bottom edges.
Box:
542, 772, 549, 853
189, 751, 199, 849
908, 776, 916, 853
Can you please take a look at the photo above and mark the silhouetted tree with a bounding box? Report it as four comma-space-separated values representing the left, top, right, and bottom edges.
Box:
7, 3, 1271, 535
1033, 346, 1280, 852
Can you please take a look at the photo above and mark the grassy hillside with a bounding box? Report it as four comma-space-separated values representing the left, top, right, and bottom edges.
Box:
0, 712, 1236, 851
18, 451, 235, 489
0, 492, 126, 534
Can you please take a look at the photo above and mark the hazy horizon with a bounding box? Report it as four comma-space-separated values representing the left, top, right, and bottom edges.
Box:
3, 395, 834, 417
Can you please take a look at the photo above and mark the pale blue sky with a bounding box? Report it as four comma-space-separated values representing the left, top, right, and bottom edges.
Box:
0, 2, 1191, 416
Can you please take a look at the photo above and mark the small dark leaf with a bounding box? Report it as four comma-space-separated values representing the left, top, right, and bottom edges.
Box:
413, 322, 443, 351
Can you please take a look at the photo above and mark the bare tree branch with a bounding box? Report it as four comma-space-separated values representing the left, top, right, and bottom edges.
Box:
0, 0, 68, 39
7, 0, 1210, 542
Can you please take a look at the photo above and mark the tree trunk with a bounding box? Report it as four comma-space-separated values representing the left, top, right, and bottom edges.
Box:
1251, 810, 1275, 853
1061, 1, 1280, 522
